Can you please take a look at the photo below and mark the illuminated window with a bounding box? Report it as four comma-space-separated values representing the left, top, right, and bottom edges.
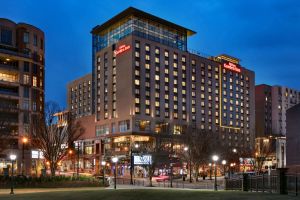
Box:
145, 108, 150, 115
33, 76, 37, 87
145, 55, 150, 61
135, 79, 140, 85
165, 51, 169, 57
135, 98, 140, 104
145, 99, 150, 105
155, 101, 160, 107
135, 51, 140, 57
155, 75, 160, 81
155, 57, 160, 63
145, 63, 150, 69
155, 48, 160, 54
145, 45, 150, 52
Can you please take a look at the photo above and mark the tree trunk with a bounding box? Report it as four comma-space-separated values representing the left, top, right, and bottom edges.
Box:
50, 163, 56, 177
149, 176, 153, 187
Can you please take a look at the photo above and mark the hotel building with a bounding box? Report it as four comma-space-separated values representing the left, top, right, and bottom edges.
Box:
67, 73, 92, 118
255, 84, 300, 168
0, 18, 45, 174
255, 84, 300, 137
90, 7, 255, 164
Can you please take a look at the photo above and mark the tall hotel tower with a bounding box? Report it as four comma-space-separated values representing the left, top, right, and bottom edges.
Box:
91, 7, 255, 160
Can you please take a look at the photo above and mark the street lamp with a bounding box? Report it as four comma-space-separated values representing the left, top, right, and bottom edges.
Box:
101, 161, 106, 185
22, 137, 28, 176
209, 163, 212, 180
222, 160, 227, 177
212, 155, 219, 191
130, 143, 139, 185
10, 154, 16, 195
112, 157, 118, 189
184, 146, 192, 183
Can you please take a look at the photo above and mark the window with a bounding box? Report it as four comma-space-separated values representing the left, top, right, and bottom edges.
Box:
23, 87, 29, 98
23, 74, 30, 84
119, 120, 130, 132
1, 28, 12, 45
96, 124, 109, 136
33, 34, 37, 46
24, 62, 30, 72
23, 32, 29, 43
135, 120, 151, 131
33, 76, 37, 87
23, 100, 29, 110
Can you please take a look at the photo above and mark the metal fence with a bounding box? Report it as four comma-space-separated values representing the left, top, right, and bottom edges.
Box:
114, 177, 224, 190
225, 173, 300, 196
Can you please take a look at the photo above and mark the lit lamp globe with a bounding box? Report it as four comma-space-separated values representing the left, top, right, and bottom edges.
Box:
222, 160, 227, 165
184, 147, 188, 151
10, 154, 16, 161
101, 161, 106, 166
134, 144, 139, 149
212, 155, 219, 162
112, 157, 118, 163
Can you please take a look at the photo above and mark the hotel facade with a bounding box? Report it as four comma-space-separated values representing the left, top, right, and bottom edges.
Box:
90, 7, 255, 164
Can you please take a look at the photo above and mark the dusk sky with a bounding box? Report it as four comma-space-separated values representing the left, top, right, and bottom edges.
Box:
2, 0, 299, 108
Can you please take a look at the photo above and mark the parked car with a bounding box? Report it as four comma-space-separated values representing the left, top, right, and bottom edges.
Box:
154, 175, 169, 182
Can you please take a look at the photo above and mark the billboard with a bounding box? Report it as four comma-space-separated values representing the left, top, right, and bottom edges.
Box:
134, 155, 152, 165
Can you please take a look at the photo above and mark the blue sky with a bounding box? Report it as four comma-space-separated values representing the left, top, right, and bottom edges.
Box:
1, 0, 300, 107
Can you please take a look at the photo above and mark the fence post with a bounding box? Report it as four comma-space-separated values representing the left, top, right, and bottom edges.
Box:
296, 176, 298, 196
250, 176, 252, 192
242, 173, 249, 191
263, 174, 265, 193
256, 176, 258, 192
277, 168, 288, 195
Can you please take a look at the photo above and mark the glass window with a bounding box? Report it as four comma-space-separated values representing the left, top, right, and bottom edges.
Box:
119, 120, 130, 132
33, 34, 37, 46
23, 87, 29, 98
1, 28, 12, 45
33, 76, 37, 87
23, 32, 29, 43
23, 74, 30, 84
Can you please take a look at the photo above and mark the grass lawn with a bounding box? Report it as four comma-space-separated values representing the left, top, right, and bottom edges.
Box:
0, 188, 297, 200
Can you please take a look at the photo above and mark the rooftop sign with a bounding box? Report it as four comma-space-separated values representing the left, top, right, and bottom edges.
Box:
224, 62, 241, 73
114, 44, 131, 56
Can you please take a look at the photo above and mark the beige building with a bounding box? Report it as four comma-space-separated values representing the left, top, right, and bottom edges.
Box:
0, 18, 45, 175
67, 73, 92, 118
91, 7, 255, 164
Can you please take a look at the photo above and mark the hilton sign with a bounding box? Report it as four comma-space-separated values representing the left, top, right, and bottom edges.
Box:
223, 62, 241, 73
114, 44, 131, 56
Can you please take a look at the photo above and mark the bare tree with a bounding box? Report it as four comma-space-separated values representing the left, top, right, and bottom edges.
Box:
255, 137, 275, 173
32, 101, 84, 176
184, 126, 221, 181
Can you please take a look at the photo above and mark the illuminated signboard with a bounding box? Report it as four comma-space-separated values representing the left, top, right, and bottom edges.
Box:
114, 44, 131, 56
224, 62, 241, 73
134, 155, 152, 165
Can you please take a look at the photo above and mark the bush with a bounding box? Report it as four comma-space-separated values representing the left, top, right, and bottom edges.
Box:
0, 175, 107, 188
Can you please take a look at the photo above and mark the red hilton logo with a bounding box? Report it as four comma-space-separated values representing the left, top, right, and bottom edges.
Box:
114, 44, 131, 56
223, 62, 241, 73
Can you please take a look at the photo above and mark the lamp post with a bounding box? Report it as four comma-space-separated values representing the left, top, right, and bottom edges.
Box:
101, 161, 106, 185
76, 141, 80, 178
222, 160, 227, 177
112, 157, 118, 190
212, 155, 219, 191
184, 146, 192, 183
10, 154, 16, 195
22, 137, 28, 176
130, 143, 139, 185
209, 163, 212, 180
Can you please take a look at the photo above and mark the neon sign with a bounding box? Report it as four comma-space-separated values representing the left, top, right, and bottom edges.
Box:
114, 44, 131, 56
224, 62, 241, 73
